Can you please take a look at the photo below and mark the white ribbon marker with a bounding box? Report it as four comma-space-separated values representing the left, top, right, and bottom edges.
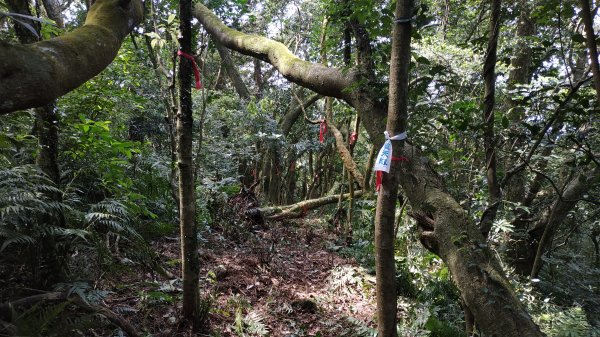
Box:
373, 131, 408, 173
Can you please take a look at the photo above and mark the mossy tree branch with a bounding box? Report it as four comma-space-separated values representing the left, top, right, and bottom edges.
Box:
192, 3, 387, 143
0, 0, 143, 114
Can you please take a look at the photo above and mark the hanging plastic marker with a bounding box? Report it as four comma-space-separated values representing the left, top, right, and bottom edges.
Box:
319, 120, 328, 143
374, 131, 408, 191
177, 50, 202, 89
374, 131, 407, 173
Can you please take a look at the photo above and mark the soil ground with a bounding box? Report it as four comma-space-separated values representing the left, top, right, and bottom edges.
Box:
105, 218, 377, 336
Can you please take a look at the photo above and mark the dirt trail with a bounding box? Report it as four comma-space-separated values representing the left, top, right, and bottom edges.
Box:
108, 219, 376, 336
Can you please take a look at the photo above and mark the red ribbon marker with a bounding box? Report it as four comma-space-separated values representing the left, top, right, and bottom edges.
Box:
349, 132, 358, 146
375, 156, 409, 191
177, 50, 202, 89
319, 120, 328, 143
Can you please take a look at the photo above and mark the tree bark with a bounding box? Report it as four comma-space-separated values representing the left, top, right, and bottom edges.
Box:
0, 0, 143, 114
328, 122, 365, 189
374, 0, 413, 335
177, 0, 200, 329
479, 0, 502, 238
261, 190, 364, 220
579, 0, 600, 107
214, 40, 251, 99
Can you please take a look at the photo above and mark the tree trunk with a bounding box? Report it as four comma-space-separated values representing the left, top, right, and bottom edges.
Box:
374, 0, 412, 335
7, 0, 67, 288
328, 122, 365, 189
34, 104, 67, 288
363, 145, 376, 191
5, 0, 39, 43
504, 0, 534, 203
479, 0, 501, 238
267, 148, 281, 204
254, 58, 263, 97
579, 0, 600, 107
530, 167, 600, 278
400, 143, 544, 337
177, 0, 200, 329
40, 0, 64, 27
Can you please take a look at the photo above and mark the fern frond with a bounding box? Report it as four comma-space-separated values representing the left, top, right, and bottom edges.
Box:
0, 204, 26, 217
41, 226, 89, 241
0, 229, 35, 252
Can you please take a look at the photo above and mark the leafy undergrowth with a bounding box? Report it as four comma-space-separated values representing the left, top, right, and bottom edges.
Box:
103, 218, 377, 336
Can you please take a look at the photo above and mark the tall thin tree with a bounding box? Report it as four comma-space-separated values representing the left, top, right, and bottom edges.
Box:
479, 0, 502, 238
374, 0, 413, 335
177, 0, 200, 328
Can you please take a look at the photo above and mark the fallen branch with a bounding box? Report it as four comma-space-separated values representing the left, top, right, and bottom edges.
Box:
0, 292, 141, 337
261, 190, 365, 220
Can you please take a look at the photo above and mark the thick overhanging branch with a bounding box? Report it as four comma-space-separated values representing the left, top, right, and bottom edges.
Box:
193, 4, 388, 144
0, 0, 143, 114
194, 3, 354, 101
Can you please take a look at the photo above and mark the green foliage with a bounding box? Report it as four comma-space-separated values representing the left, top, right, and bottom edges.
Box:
84, 198, 143, 242
0, 165, 83, 258
64, 115, 142, 194
537, 306, 597, 337
139, 290, 175, 304
8, 301, 74, 337
424, 316, 464, 337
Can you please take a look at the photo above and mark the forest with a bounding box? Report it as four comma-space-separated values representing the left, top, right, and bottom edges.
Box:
0, 0, 599, 335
